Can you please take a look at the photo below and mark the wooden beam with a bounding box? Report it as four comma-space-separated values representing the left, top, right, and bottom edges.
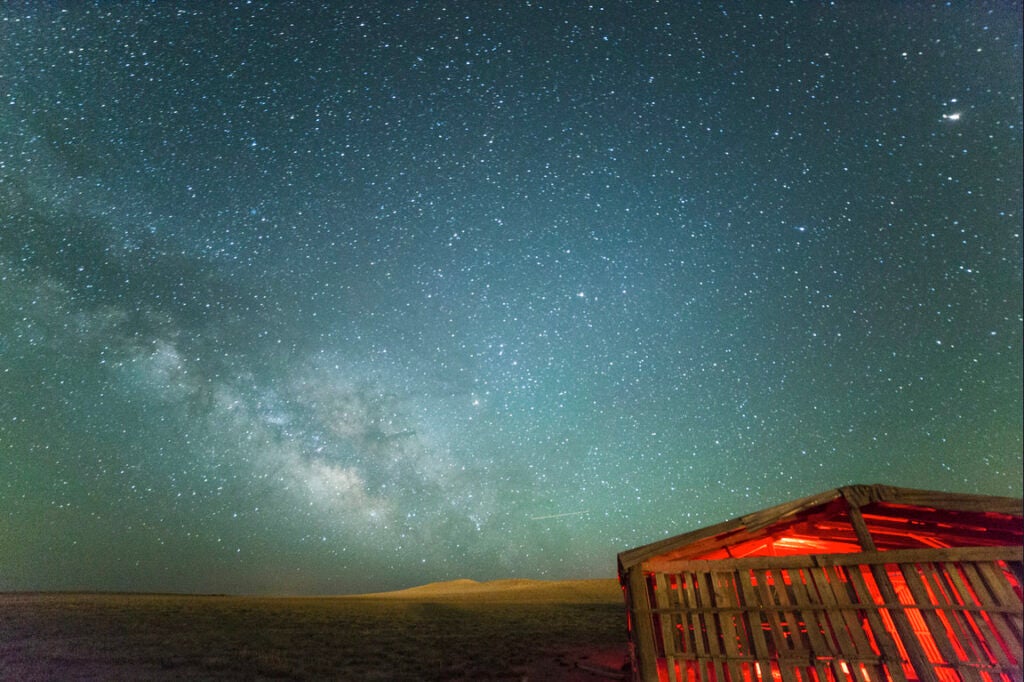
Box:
845, 488, 942, 682
626, 567, 660, 682
648, 544, 1023, 574
842, 487, 878, 551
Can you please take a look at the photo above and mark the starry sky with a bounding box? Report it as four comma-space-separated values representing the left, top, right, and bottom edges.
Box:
1, 2, 1021, 595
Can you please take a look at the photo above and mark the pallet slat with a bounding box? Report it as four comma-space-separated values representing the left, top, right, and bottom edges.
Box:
942, 561, 1014, 672
966, 562, 1023, 664
845, 565, 909, 682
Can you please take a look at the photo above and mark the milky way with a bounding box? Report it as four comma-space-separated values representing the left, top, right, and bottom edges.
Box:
1, 2, 1021, 594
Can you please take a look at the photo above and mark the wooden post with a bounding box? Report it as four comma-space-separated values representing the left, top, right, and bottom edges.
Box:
628, 566, 660, 682
843, 490, 941, 682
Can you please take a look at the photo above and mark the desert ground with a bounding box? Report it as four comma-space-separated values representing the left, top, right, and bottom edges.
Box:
0, 578, 630, 681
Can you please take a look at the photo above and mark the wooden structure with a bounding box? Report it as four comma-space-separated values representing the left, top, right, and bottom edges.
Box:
618, 484, 1023, 682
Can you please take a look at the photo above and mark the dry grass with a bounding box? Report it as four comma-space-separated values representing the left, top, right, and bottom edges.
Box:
0, 579, 629, 680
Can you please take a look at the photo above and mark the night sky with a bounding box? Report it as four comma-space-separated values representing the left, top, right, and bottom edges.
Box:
1, 2, 1021, 595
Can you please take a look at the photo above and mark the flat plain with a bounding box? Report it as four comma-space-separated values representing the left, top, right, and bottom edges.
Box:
0, 579, 629, 680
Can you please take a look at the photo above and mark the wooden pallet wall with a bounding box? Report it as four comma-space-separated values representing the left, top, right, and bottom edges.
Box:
630, 547, 1023, 682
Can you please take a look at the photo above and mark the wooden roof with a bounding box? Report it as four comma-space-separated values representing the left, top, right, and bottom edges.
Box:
618, 483, 1023, 573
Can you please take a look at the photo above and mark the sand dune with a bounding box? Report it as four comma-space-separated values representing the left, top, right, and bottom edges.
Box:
363, 577, 622, 602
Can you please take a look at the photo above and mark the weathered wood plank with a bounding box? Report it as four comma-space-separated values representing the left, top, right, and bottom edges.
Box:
711, 658, 726, 682
673, 573, 699, 666
899, 562, 973, 682
649, 546, 1023, 575
825, 565, 877, 657
713, 571, 743, 657
923, 562, 987, 671
655, 573, 682, 682
736, 568, 773, 664
698, 571, 725, 668
683, 571, 711, 662
627, 568, 661, 682
798, 561, 856, 679
793, 567, 838, 655
965, 562, 1023, 663
845, 564, 909, 682
752, 568, 790, 661
866, 562, 942, 682
943, 562, 1016, 672
768, 569, 805, 682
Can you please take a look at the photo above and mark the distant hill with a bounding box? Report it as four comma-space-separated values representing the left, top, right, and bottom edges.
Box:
356, 577, 621, 603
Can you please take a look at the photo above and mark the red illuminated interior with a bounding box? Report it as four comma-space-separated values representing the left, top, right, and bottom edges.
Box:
657, 499, 1023, 563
